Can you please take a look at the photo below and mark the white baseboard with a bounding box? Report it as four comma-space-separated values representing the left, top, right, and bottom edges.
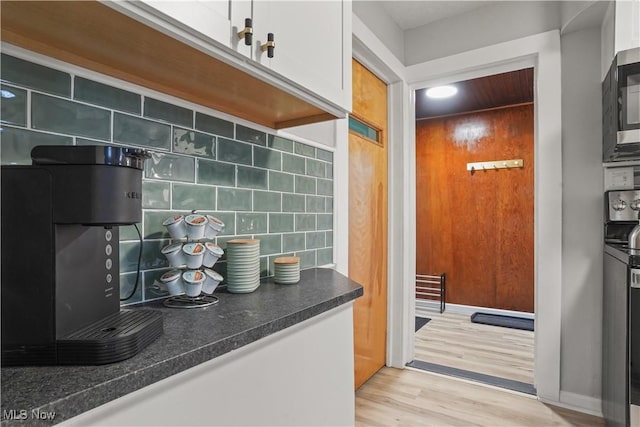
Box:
539, 391, 603, 418
416, 300, 535, 320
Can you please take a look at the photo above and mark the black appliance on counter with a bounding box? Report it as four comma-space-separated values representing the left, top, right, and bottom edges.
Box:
1, 145, 163, 366
603, 47, 640, 162
603, 190, 640, 426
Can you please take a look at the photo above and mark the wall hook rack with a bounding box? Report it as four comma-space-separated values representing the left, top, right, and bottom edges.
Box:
467, 159, 524, 172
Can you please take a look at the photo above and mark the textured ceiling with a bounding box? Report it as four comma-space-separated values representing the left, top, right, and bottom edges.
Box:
378, 1, 498, 30
415, 68, 534, 119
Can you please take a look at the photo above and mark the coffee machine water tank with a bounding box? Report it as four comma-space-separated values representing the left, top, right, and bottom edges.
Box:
1, 145, 163, 366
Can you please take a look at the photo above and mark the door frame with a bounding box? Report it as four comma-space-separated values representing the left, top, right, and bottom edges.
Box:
351, 16, 563, 404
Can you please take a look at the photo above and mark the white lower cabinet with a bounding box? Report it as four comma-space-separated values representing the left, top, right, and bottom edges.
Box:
61, 304, 355, 426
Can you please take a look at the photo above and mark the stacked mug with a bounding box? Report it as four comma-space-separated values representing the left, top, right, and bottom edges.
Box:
159, 213, 225, 297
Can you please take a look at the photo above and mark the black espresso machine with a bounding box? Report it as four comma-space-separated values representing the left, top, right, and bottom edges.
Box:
1, 145, 163, 366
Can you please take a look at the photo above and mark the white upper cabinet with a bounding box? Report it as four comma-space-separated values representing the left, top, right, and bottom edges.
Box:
105, 0, 350, 116
251, 1, 348, 111
138, 1, 231, 48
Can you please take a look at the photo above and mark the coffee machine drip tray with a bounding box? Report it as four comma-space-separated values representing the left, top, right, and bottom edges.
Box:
57, 310, 163, 365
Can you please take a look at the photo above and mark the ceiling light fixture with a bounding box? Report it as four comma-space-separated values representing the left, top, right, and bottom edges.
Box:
426, 85, 457, 99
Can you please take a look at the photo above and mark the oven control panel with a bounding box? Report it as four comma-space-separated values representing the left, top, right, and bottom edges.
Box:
607, 190, 640, 222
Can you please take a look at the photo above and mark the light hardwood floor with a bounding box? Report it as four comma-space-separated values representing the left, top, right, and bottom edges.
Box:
355, 367, 604, 426
414, 311, 534, 384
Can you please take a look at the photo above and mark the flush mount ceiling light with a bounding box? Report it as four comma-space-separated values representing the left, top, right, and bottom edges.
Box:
426, 85, 458, 99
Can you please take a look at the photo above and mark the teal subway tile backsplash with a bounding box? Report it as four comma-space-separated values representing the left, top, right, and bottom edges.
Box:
172, 183, 216, 210
1, 54, 70, 96
119, 224, 141, 242
269, 213, 294, 233
282, 153, 305, 174
283, 233, 306, 252
217, 137, 252, 165
295, 175, 316, 195
195, 112, 234, 138
74, 77, 141, 114
306, 159, 326, 178
325, 197, 334, 213
173, 128, 216, 159
1, 85, 27, 126
317, 179, 333, 196
144, 211, 186, 239
218, 188, 252, 211
120, 272, 144, 305
294, 141, 316, 158
236, 124, 266, 146
198, 159, 235, 186
142, 181, 171, 209
306, 231, 326, 249
120, 239, 169, 272
296, 250, 316, 269
209, 212, 235, 236
282, 193, 306, 212
317, 214, 333, 230
237, 213, 268, 234
237, 166, 267, 189
144, 97, 193, 127
5, 52, 334, 305
316, 148, 333, 162
254, 191, 281, 212
0, 126, 72, 165
145, 152, 195, 182
144, 270, 169, 301
32, 93, 111, 140
306, 196, 325, 213
268, 171, 294, 192
254, 146, 281, 170
114, 113, 171, 150
317, 248, 333, 266
295, 213, 316, 231
268, 135, 294, 152
255, 234, 282, 255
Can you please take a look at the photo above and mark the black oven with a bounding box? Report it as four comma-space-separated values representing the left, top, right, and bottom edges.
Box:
603, 47, 640, 162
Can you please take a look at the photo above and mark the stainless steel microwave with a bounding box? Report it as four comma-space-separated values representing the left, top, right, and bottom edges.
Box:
603, 47, 640, 162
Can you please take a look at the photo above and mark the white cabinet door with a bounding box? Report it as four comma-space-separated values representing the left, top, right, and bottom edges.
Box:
229, 0, 253, 58
252, 1, 347, 108
139, 0, 231, 47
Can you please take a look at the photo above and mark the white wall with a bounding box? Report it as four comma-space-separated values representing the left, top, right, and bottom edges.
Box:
559, 25, 605, 411
352, 0, 405, 65
403, 1, 561, 66
601, 1, 615, 80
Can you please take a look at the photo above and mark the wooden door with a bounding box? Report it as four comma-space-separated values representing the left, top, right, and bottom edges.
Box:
350, 59, 388, 389
415, 105, 534, 313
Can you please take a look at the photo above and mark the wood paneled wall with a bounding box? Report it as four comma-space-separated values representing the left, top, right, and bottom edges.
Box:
415, 104, 534, 313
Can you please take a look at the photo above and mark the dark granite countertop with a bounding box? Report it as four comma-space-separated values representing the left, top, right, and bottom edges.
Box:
1, 268, 363, 426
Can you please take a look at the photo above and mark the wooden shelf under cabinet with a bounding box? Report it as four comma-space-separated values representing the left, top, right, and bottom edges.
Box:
0, 1, 338, 129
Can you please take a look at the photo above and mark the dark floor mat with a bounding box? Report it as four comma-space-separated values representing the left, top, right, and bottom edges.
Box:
470, 312, 534, 331
415, 317, 431, 332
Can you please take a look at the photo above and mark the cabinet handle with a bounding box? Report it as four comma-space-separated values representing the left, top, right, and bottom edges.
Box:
261, 33, 275, 58
237, 18, 253, 46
